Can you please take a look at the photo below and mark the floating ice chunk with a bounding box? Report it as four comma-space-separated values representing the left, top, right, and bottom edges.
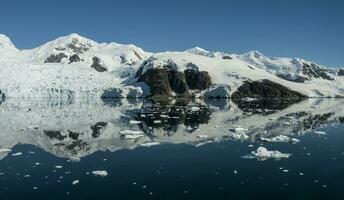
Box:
197, 135, 208, 139
260, 135, 300, 144
72, 180, 80, 185
195, 140, 213, 147
250, 147, 291, 161
35, 162, 40, 165
92, 170, 108, 177
11, 152, 22, 156
33, 187, 38, 190
129, 120, 141, 125
191, 106, 200, 112
153, 120, 162, 124
24, 175, 30, 178
140, 142, 160, 147
314, 131, 327, 135
55, 165, 63, 169
233, 170, 238, 174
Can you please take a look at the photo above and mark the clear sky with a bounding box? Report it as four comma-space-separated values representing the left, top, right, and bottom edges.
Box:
0, 0, 343, 66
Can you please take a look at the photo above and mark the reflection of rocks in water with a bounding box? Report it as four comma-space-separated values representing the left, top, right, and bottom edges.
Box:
303, 113, 335, 130
1, 98, 344, 160
129, 101, 212, 135
0, 90, 5, 105
234, 99, 306, 115
91, 122, 107, 138
44, 130, 66, 140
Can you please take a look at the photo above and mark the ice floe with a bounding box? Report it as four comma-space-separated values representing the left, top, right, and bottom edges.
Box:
140, 142, 160, 147
11, 152, 22, 156
249, 147, 292, 161
260, 135, 300, 144
92, 170, 108, 177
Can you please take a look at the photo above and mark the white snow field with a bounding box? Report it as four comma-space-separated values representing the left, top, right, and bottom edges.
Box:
1, 33, 344, 99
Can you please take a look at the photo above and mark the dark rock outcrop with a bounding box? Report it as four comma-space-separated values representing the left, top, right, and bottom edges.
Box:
338, 69, 344, 76
231, 79, 307, 100
277, 74, 307, 83
184, 69, 212, 90
44, 53, 67, 63
168, 70, 189, 94
69, 54, 81, 64
138, 68, 172, 96
67, 38, 92, 54
137, 65, 212, 98
222, 55, 232, 60
302, 63, 334, 81
91, 57, 107, 72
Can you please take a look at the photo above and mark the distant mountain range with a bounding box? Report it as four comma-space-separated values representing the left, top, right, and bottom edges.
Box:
0, 33, 343, 100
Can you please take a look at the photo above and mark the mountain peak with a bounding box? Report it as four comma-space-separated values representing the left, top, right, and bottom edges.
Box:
0, 34, 17, 50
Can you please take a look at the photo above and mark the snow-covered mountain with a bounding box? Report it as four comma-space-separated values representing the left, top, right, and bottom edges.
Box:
1, 33, 344, 100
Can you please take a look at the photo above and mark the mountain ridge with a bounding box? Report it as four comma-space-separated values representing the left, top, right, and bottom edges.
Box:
0, 33, 343, 100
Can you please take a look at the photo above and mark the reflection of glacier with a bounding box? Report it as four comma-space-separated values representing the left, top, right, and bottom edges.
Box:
0, 98, 344, 160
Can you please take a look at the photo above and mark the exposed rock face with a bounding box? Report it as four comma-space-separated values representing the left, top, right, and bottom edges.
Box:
168, 70, 189, 94
138, 68, 172, 96
44, 53, 67, 63
231, 79, 307, 100
184, 69, 212, 90
67, 38, 92, 54
302, 63, 334, 81
69, 54, 81, 64
91, 57, 107, 72
277, 74, 307, 83
338, 69, 344, 76
222, 55, 232, 60
137, 67, 212, 98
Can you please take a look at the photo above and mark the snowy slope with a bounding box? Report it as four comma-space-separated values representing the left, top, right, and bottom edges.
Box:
0, 33, 344, 99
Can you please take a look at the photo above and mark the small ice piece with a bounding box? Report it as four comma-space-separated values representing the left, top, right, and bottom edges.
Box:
260, 135, 300, 144
160, 114, 169, 118
72, 180, 80, 185
24, 175, 30, 178
250, 147, 291, 161
197, 135, 208, 139
129, 120, 141, 125
140, 142, 160, 147
191, 106, 200, 112
230, 131, 249, 141
11, 152, 22, 156
153, 120, 162, 124
248, 144, 254, 148
314, 131, 327, 135
299, 173, 304, 176
33, 187, 38, 190
35, 162, 40, 165
92, 170, 108, 177
55, 166, 63, 169
283, 169, 289, 173
233, 170, 238, 174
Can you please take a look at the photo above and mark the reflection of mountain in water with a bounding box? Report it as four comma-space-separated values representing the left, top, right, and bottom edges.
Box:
0, 98, 344, 160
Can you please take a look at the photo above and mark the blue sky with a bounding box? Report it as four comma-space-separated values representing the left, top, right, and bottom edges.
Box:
0, 0, 343, 66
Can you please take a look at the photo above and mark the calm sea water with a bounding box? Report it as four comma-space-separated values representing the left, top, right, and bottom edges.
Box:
0, 98, 343, 200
